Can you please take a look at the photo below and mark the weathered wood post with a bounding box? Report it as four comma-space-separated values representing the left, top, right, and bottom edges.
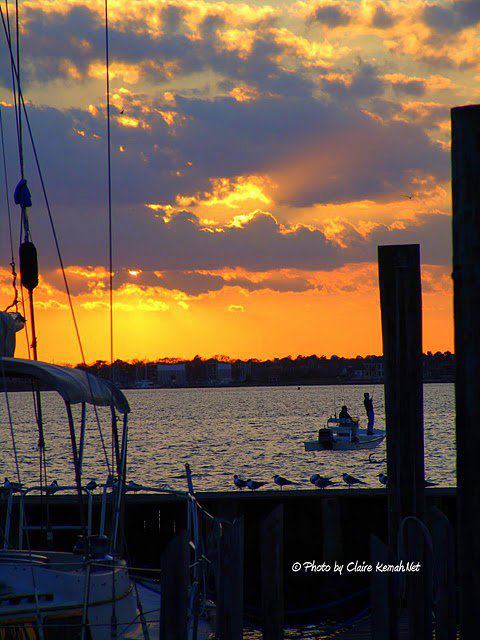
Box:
378, 244, 425, 542
260, 503, 284, 640
378, 244, 430, 639
427, 507, 456, 640
451, 103, 480, 639
216, 516, 244, 640
160, 529, 189, 640
370, 535, 397, 640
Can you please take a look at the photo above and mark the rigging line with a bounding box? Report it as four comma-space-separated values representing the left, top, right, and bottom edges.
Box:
0, 370, 45, 640
104, 0, 117, 479
14, 0, 22, 178
1, 364, 22, 486
4, 0, 22, 177
0, 4, 86, 363
104, 0, 114, 380
0, 106, 19, 311
0, 9, 112, 476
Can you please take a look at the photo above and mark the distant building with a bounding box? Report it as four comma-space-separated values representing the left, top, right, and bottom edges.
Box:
157, 363, 187, 387
217, 362, 233, 385
364, 360, 384, 380
353, 368, 366, 379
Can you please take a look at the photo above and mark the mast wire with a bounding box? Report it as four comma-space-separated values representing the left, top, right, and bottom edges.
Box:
104, 0, 114, 380
0, 105, 19, 312
0, 4, 112, 476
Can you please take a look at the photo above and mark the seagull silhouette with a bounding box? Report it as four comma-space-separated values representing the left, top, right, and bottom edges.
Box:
246, 479, 267, 490
126, 480, 143, 492
46, 480, 59, 495
378, 473, 436, 488
378, 472, 388, 486
4, 477, 21, 492
310, 474, 333, 485
314, 477, 336, 489
234, 475, 248, 490
343, 473, 365, 488
273, 475, 298, 490
85, 479, 98, 492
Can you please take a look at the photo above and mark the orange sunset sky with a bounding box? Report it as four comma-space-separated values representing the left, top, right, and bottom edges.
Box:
0, 0, 468, 363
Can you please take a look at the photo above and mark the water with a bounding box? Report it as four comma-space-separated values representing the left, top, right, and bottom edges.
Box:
0, 384, 455, 490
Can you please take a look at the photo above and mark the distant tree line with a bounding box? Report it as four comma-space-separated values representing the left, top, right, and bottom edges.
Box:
76, 351, 455, 388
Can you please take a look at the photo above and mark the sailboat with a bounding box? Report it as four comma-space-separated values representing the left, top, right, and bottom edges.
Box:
0, 358, 145, 638
0, 2, 214, 638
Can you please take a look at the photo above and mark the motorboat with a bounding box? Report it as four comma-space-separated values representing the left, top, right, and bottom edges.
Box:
304, 416, 386, 451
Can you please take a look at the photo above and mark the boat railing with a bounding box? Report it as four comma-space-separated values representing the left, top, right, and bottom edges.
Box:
2, 479, 187, 552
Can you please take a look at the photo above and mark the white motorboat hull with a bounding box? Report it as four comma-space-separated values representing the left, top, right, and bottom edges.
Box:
304, 429, 386, 452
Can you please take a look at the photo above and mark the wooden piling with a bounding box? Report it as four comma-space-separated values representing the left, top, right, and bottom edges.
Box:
370, 535, 397, 640
216, 516, 244, 640
260, 504, 284, 640
160, 529, 189, 640
378, 244, 428, 639
378, 244, 425, 543
451, 104, 480, 640
427, 507, 456, 640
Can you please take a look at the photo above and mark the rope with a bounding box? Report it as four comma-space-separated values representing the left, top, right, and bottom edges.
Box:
0, 105, 19, 312
104, 0, 114, 378
0, 364, 45, 640
3, 0, 22, 179
397, 515, 437, 605
1, 7, 113, 475
13, 0, 22, 179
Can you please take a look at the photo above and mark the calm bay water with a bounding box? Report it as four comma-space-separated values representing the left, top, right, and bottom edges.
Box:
0, 384, 455, 490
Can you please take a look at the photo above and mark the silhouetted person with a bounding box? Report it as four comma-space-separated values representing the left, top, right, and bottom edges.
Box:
364, 392, 374, 434
339, 405, 352, 421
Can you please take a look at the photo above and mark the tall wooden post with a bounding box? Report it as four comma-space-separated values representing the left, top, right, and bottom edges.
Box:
451, 104, 480, 639
260, 504, 284, 640
378, 244, 425, 545
378, 245, 430, 639
216, 517, 244, 640
160, 529, 189, 640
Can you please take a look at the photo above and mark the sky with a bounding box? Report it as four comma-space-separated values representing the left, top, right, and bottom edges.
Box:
0, 0, 473, 363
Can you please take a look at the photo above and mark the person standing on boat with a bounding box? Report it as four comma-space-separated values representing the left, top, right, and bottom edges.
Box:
364, 392, 374, 434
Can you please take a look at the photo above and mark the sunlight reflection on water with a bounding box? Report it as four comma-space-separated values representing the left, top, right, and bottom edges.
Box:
0, 383, 455, 490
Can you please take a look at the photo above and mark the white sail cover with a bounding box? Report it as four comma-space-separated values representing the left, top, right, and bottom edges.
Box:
0, 312, 25, 357
0, 357, 130, 414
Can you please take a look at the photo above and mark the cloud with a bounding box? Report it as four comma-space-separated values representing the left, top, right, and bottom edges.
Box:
421, 1, 480, 35
370, 4, 397, 29
310, 3, 352, 28
25, 206, 451, 286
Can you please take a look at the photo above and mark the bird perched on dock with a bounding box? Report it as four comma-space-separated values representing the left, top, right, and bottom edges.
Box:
126, 480, 143, 492
234, 475, 248, 490
46, 480, 59, 495
378, 473, 436, 488
85, 479, 98, 492
246, 479, 267, 490
4, 478, 21, 492
273, 475, 298, 490
313, 477, 336, 489
310, 474, 333, 486
378, 473, 388, 486
342, 473, 365, 488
